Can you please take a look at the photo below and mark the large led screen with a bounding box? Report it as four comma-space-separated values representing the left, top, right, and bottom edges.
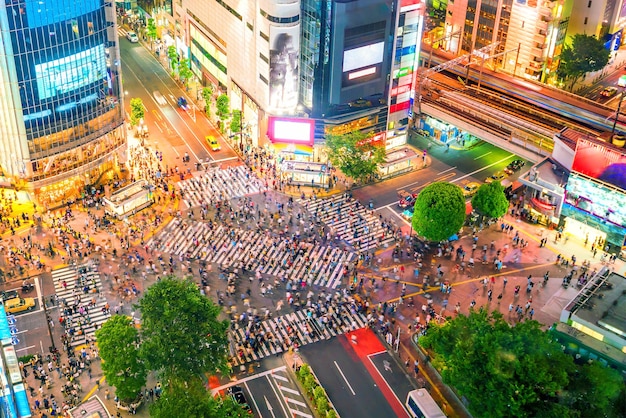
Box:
343, 42, 385, 73
269, 25, 300, 111
571, 138, 626, 190
268, 117, 314, 146
25, 0, 101, 28
35, 44, 107, 100
565, 174, 626, 228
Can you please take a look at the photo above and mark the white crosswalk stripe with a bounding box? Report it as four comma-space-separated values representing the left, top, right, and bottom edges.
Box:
270, 368, 313, 418
299, 194, 396, 251
52, 266, 111, 348
178, 165, 267, 208
229, 304, 367, 366
148, 218, 356, 289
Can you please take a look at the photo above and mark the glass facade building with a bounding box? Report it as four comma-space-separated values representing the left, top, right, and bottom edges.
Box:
0, 0, 125, 206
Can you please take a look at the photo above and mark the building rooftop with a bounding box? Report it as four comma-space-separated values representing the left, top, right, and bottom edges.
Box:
519, 158, 568, 193
69, 395, 111, 418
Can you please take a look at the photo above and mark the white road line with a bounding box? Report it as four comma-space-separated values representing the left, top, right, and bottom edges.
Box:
292, 410, 314, 418
210, 366, 287, 394
334, 361, 356, 396
452, 154, 515, 183
15, 345, 36, 352
437, 166, 456, 175
272, 373, 289, 382
285, 397, 307, 407
396, 180, 420, 190
244, 381, 264, 418
279, 386, 299, 395
266, 375, 290, 418
213, 156, 240, 162
473, 151, 492, 160
367, 353, 411, 418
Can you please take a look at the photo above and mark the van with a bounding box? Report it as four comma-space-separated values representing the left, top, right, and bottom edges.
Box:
4, 297, 35, 314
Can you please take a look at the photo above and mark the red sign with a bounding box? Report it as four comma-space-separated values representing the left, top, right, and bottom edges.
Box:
357, 132, 387, 147
391, 85, 411, 96
572, 138, 626, 190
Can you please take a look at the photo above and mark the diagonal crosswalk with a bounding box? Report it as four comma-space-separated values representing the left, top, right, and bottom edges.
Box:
149, 219, 356, 289
178, 165, 267, 208
229, 304, 366, 366
51, 265, 111, 348
299, 194, 396, 251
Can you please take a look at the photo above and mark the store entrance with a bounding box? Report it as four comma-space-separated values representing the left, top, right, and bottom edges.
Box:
563, 217, 607, 248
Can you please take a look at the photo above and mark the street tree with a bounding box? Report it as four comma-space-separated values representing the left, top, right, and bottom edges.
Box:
178, 58, 193, 86
166, 45, 178, 72
150, 377, 250, 418
95, 315, 146, 403
471, 181, 509, 219
231, 109, 242, 133
411, 181, 465, 242
558, 34, 610, 91
562, 361, 625, 417
325, 131, 386, 183
201, 86, 214, 117
146, 19, 157, 49
129, 98, 145, 127
138, 276, 230, 381
216, 94, 230, 121
419, 309, 576, 418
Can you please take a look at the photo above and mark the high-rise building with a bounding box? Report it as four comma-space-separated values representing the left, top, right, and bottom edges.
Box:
177, 0, 420, 155
0, 0, 125, 206
442, 0, 571, 82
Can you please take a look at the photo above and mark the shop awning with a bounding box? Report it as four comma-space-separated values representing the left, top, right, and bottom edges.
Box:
272, 143, 313, 156
530, 198, 555, 213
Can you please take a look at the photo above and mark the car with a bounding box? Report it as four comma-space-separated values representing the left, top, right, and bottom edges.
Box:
504, 159, 525, 174
398, 193, 418, 208
0, 290, 19, 301
228, 386, 252, 414
206, 135, 221, 151
600, 86, 618, 97
401, 208, 414, 220
4, 297, 35, 314
462, 182, 481, 197
485, 171, 508, 183
153, 91, 167, 106
126, 31, 139, 43
177, 97, 189, 110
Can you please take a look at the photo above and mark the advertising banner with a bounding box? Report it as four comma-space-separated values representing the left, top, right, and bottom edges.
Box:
269, 25, 300, 111
571, 138, 626, 190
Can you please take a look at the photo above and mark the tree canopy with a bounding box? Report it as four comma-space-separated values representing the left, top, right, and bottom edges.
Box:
558, 34, 610, 90
216, 94, 230, 121
411, 181, 466, 242
471, 181, 509, 219
325, 131, 386, 183
95, 315, 146, 402
419, 309, 624, 418
138, 276, 230, 381
149, 377, 250, 418
178, 58, 193, 86
129, 98, 145, 127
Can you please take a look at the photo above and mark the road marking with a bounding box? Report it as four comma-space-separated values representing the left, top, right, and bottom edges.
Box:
437, 166, 456, 175
154, 121, 164, 133
435, 172, 456, 181
367, 353, 410, 418
334, 360, 356, 395
272, 373, 288, 382
286, 397, 307, 407
244, 381, 264, 417
474, 151, 492, 160
280, 386, 299, 395
266, 374, 290, 418
15, 345, 35, 352
397, 180, 420, 190
292, 410, 314, 418
451, 154, 515, 183
213, 156, 240, 163
211, 366, 287, 394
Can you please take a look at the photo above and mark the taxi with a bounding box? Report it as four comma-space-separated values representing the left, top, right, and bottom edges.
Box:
4, 297, 35, 314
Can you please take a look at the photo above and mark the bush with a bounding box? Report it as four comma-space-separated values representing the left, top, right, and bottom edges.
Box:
304, 374, 317, 393
313, 386, 326, 400
316, 397, 328, 415
19, 354, 34, 364
297, 364, 310, 381
326, 411, 337, 418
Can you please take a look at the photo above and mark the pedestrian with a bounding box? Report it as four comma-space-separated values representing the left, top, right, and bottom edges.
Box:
104, 389, 110, 400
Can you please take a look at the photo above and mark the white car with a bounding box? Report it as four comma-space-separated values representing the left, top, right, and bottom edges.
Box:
153, 91, 167, 106
126, 31, 139, 43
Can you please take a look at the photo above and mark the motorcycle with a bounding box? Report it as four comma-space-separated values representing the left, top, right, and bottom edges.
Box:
21, 283, 34, 293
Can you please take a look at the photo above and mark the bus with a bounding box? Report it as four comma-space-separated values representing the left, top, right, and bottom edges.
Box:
406, 389, 446, 418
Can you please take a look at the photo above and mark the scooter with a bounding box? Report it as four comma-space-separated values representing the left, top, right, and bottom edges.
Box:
21, 283, 34, 293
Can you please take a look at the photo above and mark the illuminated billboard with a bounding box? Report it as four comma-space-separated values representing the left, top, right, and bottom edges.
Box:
268, 117, 314, 146
343, 42, 385, 72
35, 44, 107, 101
571, 138, 626, 190
269, 25, 300, 112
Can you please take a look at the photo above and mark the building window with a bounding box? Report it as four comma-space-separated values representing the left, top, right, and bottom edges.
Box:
259, 53, 268, 63
259, 9, 299, 24
584, 17, 588, 25
215, 0, 242, 21
259, 74, 268, 84
260, 31, 269, 42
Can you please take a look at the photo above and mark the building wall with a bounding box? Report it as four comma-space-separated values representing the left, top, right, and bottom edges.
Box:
0, 1, 125, 203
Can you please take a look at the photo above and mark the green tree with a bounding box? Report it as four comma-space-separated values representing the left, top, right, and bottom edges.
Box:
146, 19, 157, 49
138, 276, 230, 381
95, 315, 146, 403
129, 98, 145, 127
150, 377, 249, 418
471, 181, 509, 219
216, 94, 230, 121
201, 86, 214, 117
419, 309, 576, 418
563, 361, 624, 417
325, 131, 386, 183
558, 34, 610, 91
411, 181, 465, 242
167, 45, 178, 72
231, 109, 242, 133
178, 58, 193, 86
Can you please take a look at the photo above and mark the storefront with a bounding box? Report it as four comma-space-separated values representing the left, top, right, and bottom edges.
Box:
272, 143, 313, 162
379, 147, 415, 178
280, 161, 329, 188
419, 116, 460, 143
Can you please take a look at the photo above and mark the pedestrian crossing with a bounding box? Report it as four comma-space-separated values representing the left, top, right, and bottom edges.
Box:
149, 219, 355, 289
51, 265, 111, 348
178, 165, 267, 208
299, 194, 396, 251
229, 304, 367, 366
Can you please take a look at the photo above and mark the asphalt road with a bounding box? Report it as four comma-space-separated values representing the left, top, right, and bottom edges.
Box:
118, 31, 238, 170
299, 334, 409, 418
